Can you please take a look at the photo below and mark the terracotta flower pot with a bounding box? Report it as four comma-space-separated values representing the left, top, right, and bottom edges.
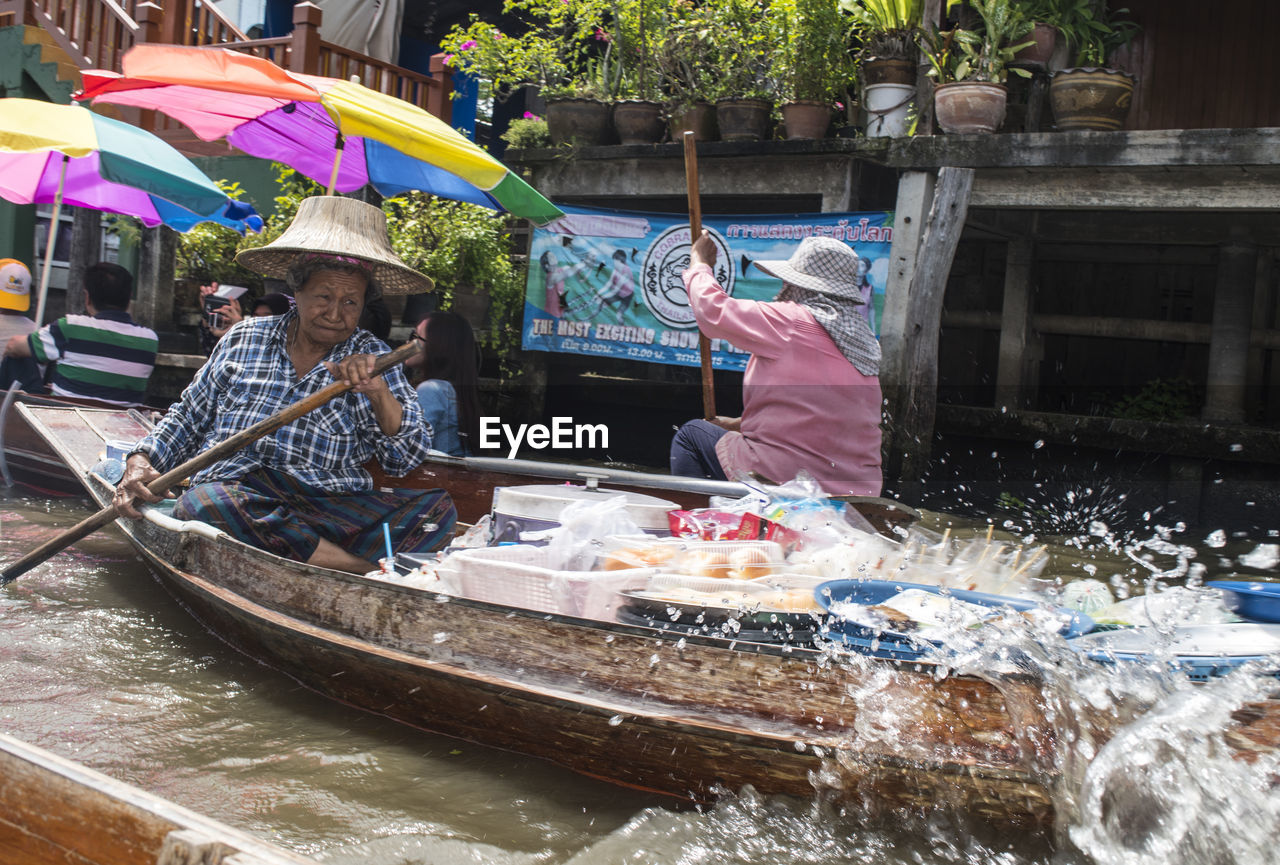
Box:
780, 101, 832, 140
1048, 68, 1135, 131
1011, 23, 1057, 68
715, 98, 772, 142
668, 101, 717, 142
545, 98, 613, 146
934, 81, 1007, 134
612, 100, 666, 145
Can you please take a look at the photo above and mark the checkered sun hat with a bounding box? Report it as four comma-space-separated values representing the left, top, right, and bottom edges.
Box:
753, 237, 863, 303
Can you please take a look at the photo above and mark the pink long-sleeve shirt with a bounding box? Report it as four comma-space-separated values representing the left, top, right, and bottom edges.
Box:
684, 263, 883, 496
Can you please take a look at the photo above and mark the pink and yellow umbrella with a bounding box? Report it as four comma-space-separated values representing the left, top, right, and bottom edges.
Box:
78, 45, 564, 226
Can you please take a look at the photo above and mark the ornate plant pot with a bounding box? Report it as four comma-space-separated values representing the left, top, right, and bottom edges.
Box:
668, 101, 717, 142
779, 101, 832, 140
714, 97, 772, 142
545, 98, 613, 146
934, 81, 1008, 134
612, 100, 666, 145
1048, 67, 1135, 131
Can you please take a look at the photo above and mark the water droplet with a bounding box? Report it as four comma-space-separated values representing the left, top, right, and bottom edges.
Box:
422, 522, 439, 532
432, 632, 449, 644
603, 634, 614, 643
1229, 443, 1243, 452
609, 714, 624, 726
1205, 529, 1227, 549
649, 653, 660, 667
675, 637, 687, 650
1033, 439, 1044, 449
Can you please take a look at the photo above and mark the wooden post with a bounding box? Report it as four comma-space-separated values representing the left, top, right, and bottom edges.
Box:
1246, 250, 1274, 421
995, 233, 1035, 410
289, 2, 324, 75
886, 167, 974, 490
157, 0, 185, 47
135, 2, 162, 44
428, 53, 454, 124
1202, 238, 1257, 423
879, 171, 935, 414
914, 0, 945, 137
65, 206, 100, 317
134, 225, 176, 332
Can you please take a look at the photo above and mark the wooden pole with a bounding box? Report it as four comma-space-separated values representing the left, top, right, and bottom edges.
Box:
0, 341, 422, 584
33, 155, 68, 328
683, 131, 715, 421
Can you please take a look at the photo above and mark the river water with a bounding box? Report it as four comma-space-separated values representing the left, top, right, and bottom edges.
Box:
2, 490, 1278, 865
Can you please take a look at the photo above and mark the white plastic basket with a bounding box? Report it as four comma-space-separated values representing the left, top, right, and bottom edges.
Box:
438, 545, 655, 619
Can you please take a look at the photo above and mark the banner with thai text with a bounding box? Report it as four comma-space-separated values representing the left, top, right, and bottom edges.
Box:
522, 205, 893, 371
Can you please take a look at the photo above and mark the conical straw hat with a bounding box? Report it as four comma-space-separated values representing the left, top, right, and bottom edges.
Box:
237, 196, 433, 296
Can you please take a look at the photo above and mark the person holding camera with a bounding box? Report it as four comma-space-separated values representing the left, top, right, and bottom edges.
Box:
3, 262, 157, 406
199, 282, 248, 355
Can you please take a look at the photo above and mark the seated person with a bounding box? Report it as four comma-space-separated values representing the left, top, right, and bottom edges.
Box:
670, 233, 883, 497
112, 197, 455, 574
405, 311, 481, 457
4, 262, 158, 407
198, 283, 247, 355
0, 259, 39, 391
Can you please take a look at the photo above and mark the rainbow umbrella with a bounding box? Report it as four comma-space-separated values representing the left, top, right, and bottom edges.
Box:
78, 44, 565, 226
0, 98, 263, 325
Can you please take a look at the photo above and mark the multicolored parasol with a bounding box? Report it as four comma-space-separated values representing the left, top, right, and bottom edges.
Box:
78, 45, 564, 226
0, 97, 262, 325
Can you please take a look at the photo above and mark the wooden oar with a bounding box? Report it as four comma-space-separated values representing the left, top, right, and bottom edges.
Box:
0, 341, 422, 585
683, 131, 716, 421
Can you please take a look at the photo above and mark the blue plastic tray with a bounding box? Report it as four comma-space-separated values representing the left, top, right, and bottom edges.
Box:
1206, 580, 1280, 624
814, 579, 1094, 661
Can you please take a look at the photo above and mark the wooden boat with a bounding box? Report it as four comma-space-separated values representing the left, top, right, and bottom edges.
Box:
0, 732, 318, 865
0, 389, 162, 497
21, 404, 1280, 828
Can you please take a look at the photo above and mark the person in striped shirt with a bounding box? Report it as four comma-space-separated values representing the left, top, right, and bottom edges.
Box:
3, 262, 157, 407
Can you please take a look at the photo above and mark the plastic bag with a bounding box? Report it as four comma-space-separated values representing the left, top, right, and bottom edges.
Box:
544, 495, 643, 571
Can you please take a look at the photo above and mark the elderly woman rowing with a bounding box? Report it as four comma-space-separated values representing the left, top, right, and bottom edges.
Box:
113, 197, 454, 573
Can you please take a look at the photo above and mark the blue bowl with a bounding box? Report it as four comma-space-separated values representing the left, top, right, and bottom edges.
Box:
814, 579, 1093, 661
1207, 580, 1280, 624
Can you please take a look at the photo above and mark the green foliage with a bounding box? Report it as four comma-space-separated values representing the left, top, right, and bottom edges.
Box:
841, 0, 938, 61
653, 1, 719, 112
771, 0, 857, 103
172, 180, 266, 289
703, 0, 776, 100
501, 116, 553, 148
1031, 0, 1139, 67
1109, 378, 1197, 422
919, 0, 1033, 84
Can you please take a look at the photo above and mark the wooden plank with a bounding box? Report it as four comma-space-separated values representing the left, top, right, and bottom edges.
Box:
971, 167, 1280, 210
879, 171, 934, 395
888, 167, 973, 486
995, 235, 1034, 409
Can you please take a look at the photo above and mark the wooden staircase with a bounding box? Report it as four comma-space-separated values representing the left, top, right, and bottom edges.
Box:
0, 23, 82, 102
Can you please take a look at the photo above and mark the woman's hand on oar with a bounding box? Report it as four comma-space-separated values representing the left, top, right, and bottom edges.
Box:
112, 453, 168, 519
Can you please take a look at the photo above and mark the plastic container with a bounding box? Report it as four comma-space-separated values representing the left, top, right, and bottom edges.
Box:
1206, 580, 1280, 623
814, 579, 1094, 661
1068, 623, 1280, 682
437, 544, 655, 619
490, 485, 677, 545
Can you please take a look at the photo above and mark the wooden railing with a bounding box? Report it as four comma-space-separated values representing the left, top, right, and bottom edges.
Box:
0, 0, 451, 121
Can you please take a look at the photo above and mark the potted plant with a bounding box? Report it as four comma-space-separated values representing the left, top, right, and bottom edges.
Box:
1009, 0, 1060, 68
1045, 0, 1141, 130
920, 0, 1033, 134
653, 2, 719, 141
705, 0, 776, 141
771, 0, 856, 139
442, 0, 617, 146
841, 0, 924, 85
610, 0, 668, 145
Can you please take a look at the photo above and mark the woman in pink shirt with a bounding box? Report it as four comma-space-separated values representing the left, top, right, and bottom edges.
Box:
670, 232, 883, 496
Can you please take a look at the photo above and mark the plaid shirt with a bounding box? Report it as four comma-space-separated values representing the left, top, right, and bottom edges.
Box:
134, 312, 431, 493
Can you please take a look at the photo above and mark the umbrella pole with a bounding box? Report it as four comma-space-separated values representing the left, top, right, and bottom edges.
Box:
34, 154, 68, 328
682, 132, 715, 421
326, 134, 346, 196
